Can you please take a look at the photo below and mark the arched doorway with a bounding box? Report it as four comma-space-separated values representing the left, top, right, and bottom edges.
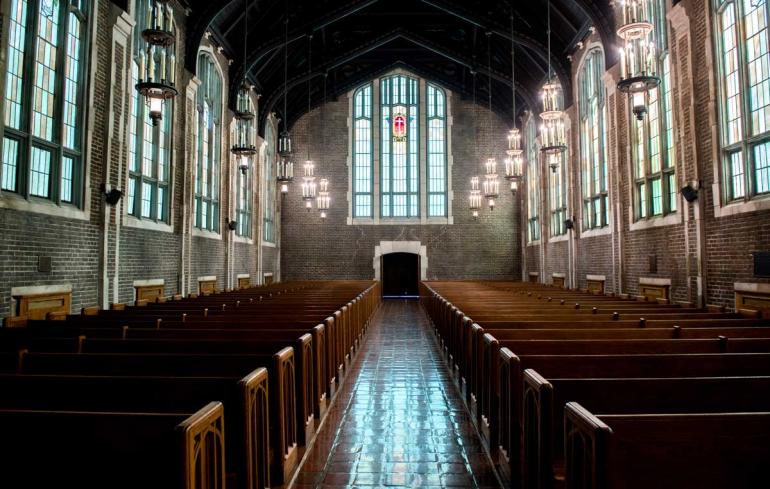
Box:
382, 253, 419, 298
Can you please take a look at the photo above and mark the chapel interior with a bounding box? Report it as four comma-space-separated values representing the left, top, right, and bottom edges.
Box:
1, 0, 770, 487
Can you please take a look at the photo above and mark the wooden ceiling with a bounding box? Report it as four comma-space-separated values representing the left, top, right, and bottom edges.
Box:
179, 0, 616, 131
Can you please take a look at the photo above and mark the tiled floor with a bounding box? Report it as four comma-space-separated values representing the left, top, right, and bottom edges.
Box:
290, 299, 503, 488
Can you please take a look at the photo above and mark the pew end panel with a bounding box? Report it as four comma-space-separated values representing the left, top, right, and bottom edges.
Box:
239, 368, 271, 489
177, 401, 227, 489
522, 369, 553, 489
564, 402, 612, 489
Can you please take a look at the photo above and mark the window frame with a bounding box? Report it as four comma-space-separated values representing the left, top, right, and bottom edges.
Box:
380, 74, 420, 219
578, 48, 609, 231
549, 153, 568, 238
714, 0, 770, 205
194, 51, 223, 234
1, 0, 91, 208
352, 83, 373, 218
126, 0, 173, 224
631, 0, 677, 222
262, 119, 277, 244
525, 116, 541, 243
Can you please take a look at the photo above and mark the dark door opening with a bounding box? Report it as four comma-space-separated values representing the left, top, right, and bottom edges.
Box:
382, 253, 419, 298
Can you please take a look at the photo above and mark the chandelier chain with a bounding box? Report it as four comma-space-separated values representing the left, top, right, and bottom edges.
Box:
283, 0, 289, 131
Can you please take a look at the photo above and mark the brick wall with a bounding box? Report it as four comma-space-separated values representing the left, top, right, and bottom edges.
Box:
281, 91, 521, 281
0, 3, 272, 319
522, 1, 770, 308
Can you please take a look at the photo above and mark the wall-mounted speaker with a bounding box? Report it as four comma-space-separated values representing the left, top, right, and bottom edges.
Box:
681, 184, 698, 203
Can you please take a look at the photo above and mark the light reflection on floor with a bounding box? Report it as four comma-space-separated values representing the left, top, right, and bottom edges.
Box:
291, 300, 503, 488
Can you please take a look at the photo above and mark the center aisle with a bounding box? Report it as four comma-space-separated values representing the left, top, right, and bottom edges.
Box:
290, 300, 503, 488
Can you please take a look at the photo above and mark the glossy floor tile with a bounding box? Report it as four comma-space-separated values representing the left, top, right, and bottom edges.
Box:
290, 300, 503, 488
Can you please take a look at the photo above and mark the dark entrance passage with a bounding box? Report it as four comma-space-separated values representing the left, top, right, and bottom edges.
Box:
382, 252, 419, 298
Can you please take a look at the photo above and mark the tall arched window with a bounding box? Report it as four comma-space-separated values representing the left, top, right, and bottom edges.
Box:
714, 0, 770, 202
579, 48, 608, 230
263, 121, 276, 243
632, 0, 676, 220
381, 75, 419, 218
526, 117, 540, 242
426, 83, 448, 217
349, 72, 450, 222
235, 99, 254, 238
128, 0, 172, 222
549, 153, 567, 237
352, 83, 373, 218
195, 52, 222, 233
1, 0, 90, 206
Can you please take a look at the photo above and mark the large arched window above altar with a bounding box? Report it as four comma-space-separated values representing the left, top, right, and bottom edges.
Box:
349, 72, 451, 224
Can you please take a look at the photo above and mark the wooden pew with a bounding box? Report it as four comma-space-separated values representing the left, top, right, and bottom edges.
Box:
0, 402, 224, 489
17, 350, 298, 485
0, 372, 269, 489
564, 402, 770, 489
496, 351, 770, 485
523, 372, 770, 489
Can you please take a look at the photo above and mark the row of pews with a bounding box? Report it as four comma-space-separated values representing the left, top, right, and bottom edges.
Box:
0, 280, 381, 489
421, 281, 770, 489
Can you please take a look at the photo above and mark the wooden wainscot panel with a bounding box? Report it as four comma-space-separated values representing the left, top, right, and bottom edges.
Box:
17, 292, 72, 321
552, 276, 565, 288
199, 280, 217, 295
263, 274, 274, 285
586, 279, 605, 295
135, 284, 164, 304
735, 291, 770, 315
238, 277, 251, 289
528, 272, 539, 284
640, 284, 670, 302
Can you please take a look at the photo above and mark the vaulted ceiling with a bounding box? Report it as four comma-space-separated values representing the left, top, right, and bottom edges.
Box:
181, 0, 616, 132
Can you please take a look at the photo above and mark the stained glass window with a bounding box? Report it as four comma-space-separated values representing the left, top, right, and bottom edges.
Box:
128, 0, 172, 221
549, 154, 567, 237
526, 118, 540, 242
715, 0, 770, 201
632, 0, 677, 220
194, 52, 222, 232
1, 0, 88, 205
263, 121, 277, 243
426, 83, 447, 217
352, 84, 373, 217
381, 75, 419, 218
579, 49, 608, 230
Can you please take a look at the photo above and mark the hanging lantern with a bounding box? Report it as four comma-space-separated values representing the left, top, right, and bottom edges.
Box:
317, 178, 330, 218
232, 83, 257, 174
617, 0, 660, 120
301, 160, 317, 209
469, 177, 482, 219
135, 0, 177, 126
277, 130, 294, 193
483, 158, 500, 210
539, 78, 567, 164
504, 128, 525, 190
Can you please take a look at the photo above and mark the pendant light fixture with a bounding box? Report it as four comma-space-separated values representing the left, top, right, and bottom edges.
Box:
276, 3, 294, 193
482, 32, 500, 211
468, 70, 482, 219
136, 0, 178, 126
231, 0, 257, 174
617, 0, 660, 120
301, 35, 317, 209
504, 12, 525, 191
316, 74, 331, 218
539, 0, 567, 173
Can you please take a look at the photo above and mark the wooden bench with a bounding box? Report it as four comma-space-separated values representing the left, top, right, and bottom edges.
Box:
497, 351, 770, 485
0, 402, 224, 489
565, 402, 770, 489
523, 373, 770, 489
0, 372, 269, 489
16, 349, 298, 485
